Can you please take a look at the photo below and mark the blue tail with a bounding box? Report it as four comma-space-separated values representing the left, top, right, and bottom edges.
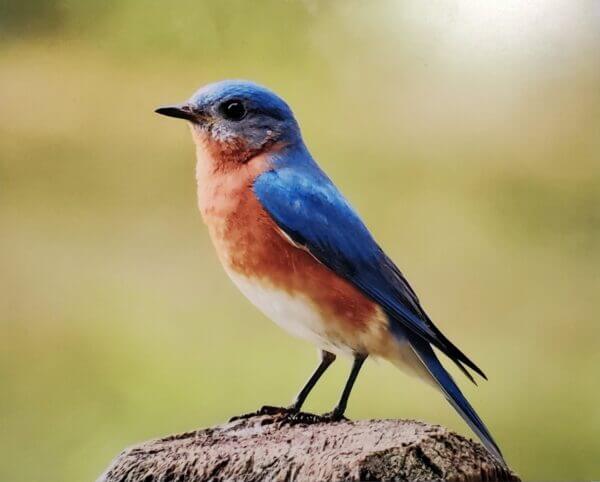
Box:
409, 334, 506, 465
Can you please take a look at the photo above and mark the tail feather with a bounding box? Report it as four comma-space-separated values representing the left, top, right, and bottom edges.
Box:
451, 358, 478, 385
426, 316, 488, 382
409, 334, 506, 465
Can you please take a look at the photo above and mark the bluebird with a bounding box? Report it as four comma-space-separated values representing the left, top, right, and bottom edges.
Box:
155, 80, 504, 463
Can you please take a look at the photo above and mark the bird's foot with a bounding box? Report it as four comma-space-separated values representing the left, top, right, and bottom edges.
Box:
228, 405, 291, 422
280, 410, 325, 426
229, 405, 349, 425
257, 405, 292, 416
319, 409, 348, 423
277, 406, 349, 426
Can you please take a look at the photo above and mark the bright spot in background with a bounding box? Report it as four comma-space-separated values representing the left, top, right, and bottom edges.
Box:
311, 0, 599, 178
442, 1, 572, 56
393, 0, 598, 68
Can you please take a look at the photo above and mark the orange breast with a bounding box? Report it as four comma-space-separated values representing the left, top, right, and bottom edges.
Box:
195, 152, 379, 335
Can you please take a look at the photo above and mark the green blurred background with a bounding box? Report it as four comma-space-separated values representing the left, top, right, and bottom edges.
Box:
1, 1, 599, 480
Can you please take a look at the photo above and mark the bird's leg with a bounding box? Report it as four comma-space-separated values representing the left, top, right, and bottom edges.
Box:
230, 350, 336, 422
288, 350, 336, 412
322, 353, 367, 421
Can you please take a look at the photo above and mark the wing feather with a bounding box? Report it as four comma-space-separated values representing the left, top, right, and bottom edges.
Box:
253, 166, 485, 381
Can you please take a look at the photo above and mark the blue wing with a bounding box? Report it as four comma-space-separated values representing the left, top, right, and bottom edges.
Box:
253, 162, 485, 381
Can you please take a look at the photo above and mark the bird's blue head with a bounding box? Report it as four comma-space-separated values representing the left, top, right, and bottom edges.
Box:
156, 80, 301, 165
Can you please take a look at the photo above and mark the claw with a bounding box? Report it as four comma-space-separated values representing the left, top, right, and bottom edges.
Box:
283, 411, 324, 425
320, 410, 348, 422
229, 405, 291, 422
257, 405, 291, 416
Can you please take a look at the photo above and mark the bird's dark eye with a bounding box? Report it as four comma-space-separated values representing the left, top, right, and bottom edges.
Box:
219, 100, 247, 121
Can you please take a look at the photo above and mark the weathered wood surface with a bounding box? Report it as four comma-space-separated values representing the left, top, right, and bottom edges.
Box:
99, 409, 519, 482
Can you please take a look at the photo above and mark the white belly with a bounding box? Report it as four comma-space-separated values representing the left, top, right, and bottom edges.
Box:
223, 269, 434, 384
225, 269, 351, 354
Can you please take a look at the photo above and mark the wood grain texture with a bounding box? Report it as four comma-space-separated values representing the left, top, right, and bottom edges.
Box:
98, 410, 519, 482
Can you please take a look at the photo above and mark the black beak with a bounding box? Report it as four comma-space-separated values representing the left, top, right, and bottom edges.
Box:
154, 104, 196, 121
